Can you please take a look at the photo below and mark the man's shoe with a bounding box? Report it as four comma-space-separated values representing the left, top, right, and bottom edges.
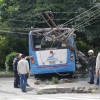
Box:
26, 84, 30, 87
96, 83, 99, 85
22, 90, 27, 92
89, 82, 94, 84
88, 81, 91, 83
14, 86, 20, 88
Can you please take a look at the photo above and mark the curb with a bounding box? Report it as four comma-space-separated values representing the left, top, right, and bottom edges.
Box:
0, 74, 14, 78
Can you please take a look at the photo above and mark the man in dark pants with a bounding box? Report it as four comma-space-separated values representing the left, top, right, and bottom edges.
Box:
13, 53, 20, 88
96, 76, 99, 85
88, 50, 95, 84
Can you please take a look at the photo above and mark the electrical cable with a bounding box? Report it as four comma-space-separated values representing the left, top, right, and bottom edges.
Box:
63, 6, 100, 28
41, 5, 100, 37
76, 13, 100, 30
0, 30, 28, 34
60, 3, 100, 27
74, 8, 100, 28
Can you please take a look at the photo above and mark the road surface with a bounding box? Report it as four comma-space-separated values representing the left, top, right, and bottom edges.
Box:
0, 77, 100, 100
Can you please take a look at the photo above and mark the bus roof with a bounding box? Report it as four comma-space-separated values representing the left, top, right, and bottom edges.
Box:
31, 28, 71, 33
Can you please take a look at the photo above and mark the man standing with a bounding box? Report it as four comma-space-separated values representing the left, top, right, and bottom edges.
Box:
13, 53, 20, 88
88, 50, 95, 84
96, 52, 100, 85
17, 54, 29, 92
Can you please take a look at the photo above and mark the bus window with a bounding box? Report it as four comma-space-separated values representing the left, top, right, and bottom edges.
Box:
32, 35, 43, 50
32, 34, 68, 50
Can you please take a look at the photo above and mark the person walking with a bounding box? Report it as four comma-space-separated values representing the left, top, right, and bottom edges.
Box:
13, 53, 20, 88
88, 50, 95, 84
17, 54, 29, 92
96, 52, 100, 85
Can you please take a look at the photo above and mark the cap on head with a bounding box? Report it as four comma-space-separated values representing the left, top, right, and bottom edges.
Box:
19, 53, 22, 57
21, 54, 25, 58
88, 50, 94, 54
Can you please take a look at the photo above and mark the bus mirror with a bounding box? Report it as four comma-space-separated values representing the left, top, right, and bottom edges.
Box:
35, 45, 41, 49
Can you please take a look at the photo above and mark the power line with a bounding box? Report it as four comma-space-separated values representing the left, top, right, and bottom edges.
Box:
60, 3, 100, 27
0, 30, 28, 34
63, 7, 100, 28
5, 19, 46, 23
41, 4, 100, 36
0, 4, 100, 35
0, 12, 78, 18
76, 13, 100, 30
87, 36, 100, 46
0, 6, 100, 25
74, 11, 100, 29
52, 12, 78, 14
77, 18, 100, 30
1, 18, 70, 23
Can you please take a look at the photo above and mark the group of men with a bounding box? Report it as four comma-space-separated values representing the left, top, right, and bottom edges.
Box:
88, 50, 100, 85
13, 53, 31, 92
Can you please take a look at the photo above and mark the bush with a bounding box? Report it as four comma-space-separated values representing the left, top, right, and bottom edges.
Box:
5, 52, 16, 72
75, 41, 93, 56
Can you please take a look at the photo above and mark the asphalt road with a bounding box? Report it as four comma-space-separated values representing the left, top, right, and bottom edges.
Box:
0, 77, 100, 100
0, 93, 100, 100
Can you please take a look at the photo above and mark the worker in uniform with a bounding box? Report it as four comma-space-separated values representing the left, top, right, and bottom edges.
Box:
13, 53, 21, 88
96, 52, 100, 85
88, 50, 95, 84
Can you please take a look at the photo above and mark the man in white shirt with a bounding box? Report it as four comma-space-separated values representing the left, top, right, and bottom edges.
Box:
96, 52, 100, 85
17, 54, 29, 92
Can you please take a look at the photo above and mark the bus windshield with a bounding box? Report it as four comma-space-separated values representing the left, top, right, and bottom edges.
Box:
32, 34, 67, 50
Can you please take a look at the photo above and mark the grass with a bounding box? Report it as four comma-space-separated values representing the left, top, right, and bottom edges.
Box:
49, 77, 59, 85
0, 70, 13, 76
37, 91, 44, 95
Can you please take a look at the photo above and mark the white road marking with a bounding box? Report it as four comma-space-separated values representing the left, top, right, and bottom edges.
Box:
38, 98, 58, 100
7, 98, 32, 100
1, 95, 100, 100
59, 96, 100, 99
37, 96, 100, 100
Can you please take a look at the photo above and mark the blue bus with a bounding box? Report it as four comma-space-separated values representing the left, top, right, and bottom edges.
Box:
29, 28, 75, 75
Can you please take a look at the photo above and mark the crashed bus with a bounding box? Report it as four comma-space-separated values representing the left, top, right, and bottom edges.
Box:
29, 28, 75, 75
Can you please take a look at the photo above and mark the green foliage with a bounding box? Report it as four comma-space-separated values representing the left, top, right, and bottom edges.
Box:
50, 77, 59, 85
0, 0, 100, 70
0, 70, 13, 75
0, 35, 9, 69
5, 52, 16, 72
37, 91, 44, 95
0, 34, 28, 70
75, 41, 93, 55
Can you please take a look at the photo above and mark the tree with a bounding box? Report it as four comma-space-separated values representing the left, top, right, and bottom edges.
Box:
0, 0, 100, 70
0, 35, 8, 69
